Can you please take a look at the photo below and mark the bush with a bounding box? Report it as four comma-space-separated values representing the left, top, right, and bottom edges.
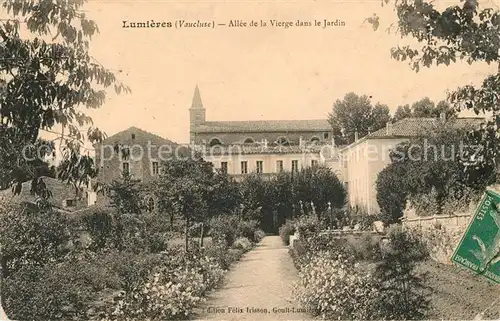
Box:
236, 219, 259, 242
253, 229, 266, 242
232, 237, 252, 252
372, 225, 430, 320
294, 252, 379, 320
279, 219, 296, 245
209, 215, 239, 247
294, 215, 323, 238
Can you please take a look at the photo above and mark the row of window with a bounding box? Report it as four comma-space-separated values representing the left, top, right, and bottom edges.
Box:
221, 159, 319, 174
209, 133, 330, 147
122, 159, 320, 176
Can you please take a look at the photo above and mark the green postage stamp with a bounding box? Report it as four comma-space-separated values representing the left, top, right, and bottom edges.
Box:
451, 189, 500, 284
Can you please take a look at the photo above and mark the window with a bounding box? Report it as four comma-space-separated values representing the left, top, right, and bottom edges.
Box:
241, 161, 248, 174
311, 159, 319, 167
131, 133, 136, 140
311, 137, 320, 143
276, 160, 283, 173
323, 132, 329, 139
221, 161, 228, 174
276, 137, 289, 146
152, 161, 159, 175
292, 160, 299, 173
65, 199, 76, 207
122, 162, 130, 174
256, 161, 263, 173
209, 138, 222, 147
244, 137, 255, 144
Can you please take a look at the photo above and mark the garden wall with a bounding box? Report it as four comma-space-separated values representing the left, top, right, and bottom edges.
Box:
402, 213, 473, 265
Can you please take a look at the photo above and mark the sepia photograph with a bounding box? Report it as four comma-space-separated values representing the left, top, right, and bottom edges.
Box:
0, 0, 500, 320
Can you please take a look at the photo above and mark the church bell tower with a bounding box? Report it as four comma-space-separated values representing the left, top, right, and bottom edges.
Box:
189, 85, 206, 144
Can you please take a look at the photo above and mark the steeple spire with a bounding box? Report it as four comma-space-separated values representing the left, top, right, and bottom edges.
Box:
191, 85, 204, 109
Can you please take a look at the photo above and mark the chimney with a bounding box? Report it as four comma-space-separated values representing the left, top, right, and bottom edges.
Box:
386, 122, 392, 135
440, 112, 446, 122
354, 131, 359, 141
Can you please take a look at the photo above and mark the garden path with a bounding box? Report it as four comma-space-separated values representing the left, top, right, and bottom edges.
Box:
194, 236, 312, 320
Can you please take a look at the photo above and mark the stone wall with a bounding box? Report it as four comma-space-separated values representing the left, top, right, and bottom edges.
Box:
402, 214, 472, 264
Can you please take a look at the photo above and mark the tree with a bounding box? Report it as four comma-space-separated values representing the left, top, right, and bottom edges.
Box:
293, 166, 346, 216
376, 121, 495, 218
367, 0, 499, 182
373, 226, 430, 320
376, 159, 409, 224
0, 0, 130, 197
154, 158, 216, 251
394, 104, 412, 122
394, 99, 456, 122
328, 92, 391, 145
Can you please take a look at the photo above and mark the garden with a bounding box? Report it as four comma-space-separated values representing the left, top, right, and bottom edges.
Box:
0, 160, 347, 321
282, 214, 500, 320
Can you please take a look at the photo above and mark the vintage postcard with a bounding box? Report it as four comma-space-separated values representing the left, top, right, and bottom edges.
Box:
0, 0, 500, 320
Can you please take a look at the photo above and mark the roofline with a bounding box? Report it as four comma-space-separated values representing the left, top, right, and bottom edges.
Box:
193, 128, 332, 134
97, 126, 176, 145
338, 117, 486, 153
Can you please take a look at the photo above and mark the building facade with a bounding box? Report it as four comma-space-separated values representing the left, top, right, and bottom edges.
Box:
189, 85, 342, 177
93, 126, 190, 209
339, 117, 485, 215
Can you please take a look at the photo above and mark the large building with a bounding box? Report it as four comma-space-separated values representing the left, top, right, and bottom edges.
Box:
189, 85, 342, 178
339, 116, 485, 214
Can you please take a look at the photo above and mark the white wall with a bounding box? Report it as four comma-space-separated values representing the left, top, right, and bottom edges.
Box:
340, 138, 407, 214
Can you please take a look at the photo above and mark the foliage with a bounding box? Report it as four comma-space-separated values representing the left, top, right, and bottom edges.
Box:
406, 224, 464, 265
294, 214, 324, 239
377, 122, 494, 219
236, 219, 260, 242
328, 92, 391, 145
279, 219, 296, 245
155, 158, 241, 250
294, 252, 379, 320
232, 237, 253, 252
369, 0, 500, 187
373, 225, 430, 320
209, 215, 240, 247
394, 98, 455, 122
103, 173, 145, 215
0, 204, 72, 277
253, 229, 266, 243
0, 0, 130, 195
376, 161, 408, 224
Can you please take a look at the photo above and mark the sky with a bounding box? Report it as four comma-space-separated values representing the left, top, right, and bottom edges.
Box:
10, 0, 500, 145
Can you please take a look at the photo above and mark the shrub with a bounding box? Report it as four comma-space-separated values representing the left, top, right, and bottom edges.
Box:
253, 229, 266, 242
0, 204, 72, 276
372, 225, 430, 320
294, 252, 379, 320
236, 219, 259, 242
279, 219, 296, 245
294, 214, 322, 239
232, 237, 252, 252
209, 215, 239, 247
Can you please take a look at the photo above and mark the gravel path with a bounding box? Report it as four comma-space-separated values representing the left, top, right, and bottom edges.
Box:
193, 236, 312, 320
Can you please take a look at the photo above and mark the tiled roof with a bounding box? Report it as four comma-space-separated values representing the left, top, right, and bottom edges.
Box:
339, 117, 486, 152
0, 176, 86, 211
368, 117, 485, 138
100, 126, 178, 146
194, 119, 332, 133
